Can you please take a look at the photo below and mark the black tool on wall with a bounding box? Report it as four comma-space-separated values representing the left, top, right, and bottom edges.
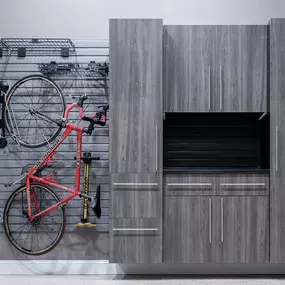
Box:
0, 81, 9, 149
74, 151, 101, 227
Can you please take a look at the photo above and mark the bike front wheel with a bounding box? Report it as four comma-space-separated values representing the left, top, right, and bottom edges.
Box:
3, 184, 66, 255
5, 75, 66, 148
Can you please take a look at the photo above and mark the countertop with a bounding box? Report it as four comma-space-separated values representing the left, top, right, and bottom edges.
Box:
163, 168, 270, 174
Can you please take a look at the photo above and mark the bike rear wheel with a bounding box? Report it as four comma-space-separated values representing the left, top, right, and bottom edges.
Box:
3, 184, 66, 255
5, 75, 66, 148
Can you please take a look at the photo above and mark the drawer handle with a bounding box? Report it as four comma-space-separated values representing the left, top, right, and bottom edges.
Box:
221, 183, 266, 187
167, 183, 212, 187
113, 183, 158, 187
113, 228, 158, 231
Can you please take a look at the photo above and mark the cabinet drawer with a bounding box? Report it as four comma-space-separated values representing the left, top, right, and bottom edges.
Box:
164, 174, 215, 196
110, 173, 161, 218
109, 218, 162, 263
217, 174, 269, 195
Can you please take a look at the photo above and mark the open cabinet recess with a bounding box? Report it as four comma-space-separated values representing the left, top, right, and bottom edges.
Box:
163, 113, 269, 171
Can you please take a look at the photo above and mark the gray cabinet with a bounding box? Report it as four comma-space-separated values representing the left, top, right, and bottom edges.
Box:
217, 26, 267, 112
109, 19, 163, 173
110, 173, 161, 218
217, 173, 269, 196
163, 26, 214, 112
163, 173, 269, 264
270, 18, 285, 263
163, 173, 215, 196
220, 196, 269, 263
163, 195, 269, 264
164, 196, 217, 263
109, 218, 162, 263
163, 25, 267, 112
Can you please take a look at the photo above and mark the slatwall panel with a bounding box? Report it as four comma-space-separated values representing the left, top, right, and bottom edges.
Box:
0, 39, 109, 232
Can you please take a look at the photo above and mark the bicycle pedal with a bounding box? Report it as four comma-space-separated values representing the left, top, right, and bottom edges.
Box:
73, 222, 96, 227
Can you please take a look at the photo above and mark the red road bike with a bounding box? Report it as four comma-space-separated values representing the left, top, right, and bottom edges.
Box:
3, 94, 109, 255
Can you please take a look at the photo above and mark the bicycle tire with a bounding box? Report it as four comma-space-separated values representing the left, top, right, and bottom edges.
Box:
3, 183, 66, 255
5, 75, 66, 148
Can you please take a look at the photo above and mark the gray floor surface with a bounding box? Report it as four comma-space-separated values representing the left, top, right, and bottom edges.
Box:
1, 276, 285, 285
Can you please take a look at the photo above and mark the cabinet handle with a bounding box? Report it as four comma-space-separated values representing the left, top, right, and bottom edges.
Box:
220, 183, 266, 187
208, 66, 211, 111
276, 126, 278, 172
221, 197, 224, 243
167, 183, 212, 187
220, 66, 223, 111
155, 125, 158, 171
209, 198, 212, 244
113, 182, 158, 188
113, 228, 158, 231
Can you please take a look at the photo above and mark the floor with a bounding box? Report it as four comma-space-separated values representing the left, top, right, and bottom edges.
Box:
0, 276, 285, 285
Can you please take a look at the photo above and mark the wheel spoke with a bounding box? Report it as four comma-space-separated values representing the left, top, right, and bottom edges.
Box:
14, 221, 29, 241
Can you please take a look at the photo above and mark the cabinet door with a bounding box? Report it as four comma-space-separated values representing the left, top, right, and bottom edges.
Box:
221, 196, 269, 263
109, 19, 162, 173
164, 174, 215, 196
164, 196, 218, 263
163, 25, 214, 112
110, 173, 161, 218
217, 173, 269, 196
217, 25, 267, 112
109, 218, 162, 263
270, 19, 285, 263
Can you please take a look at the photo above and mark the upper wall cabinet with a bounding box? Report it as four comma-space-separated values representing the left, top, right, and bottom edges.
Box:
163, 25, 267, 112
216, 26, 267, 112
109, 19, 163, 173
164, 26, 214, 112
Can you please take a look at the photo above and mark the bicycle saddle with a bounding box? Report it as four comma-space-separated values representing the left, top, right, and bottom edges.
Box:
0, 81, 9, 93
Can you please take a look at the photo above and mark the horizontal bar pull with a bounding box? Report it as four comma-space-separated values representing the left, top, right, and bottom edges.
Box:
167, 183, 212, 189
113, 182, 158, 188
221, 183, 266, 187
220, 182, 266, 190
113, 228, 158, 231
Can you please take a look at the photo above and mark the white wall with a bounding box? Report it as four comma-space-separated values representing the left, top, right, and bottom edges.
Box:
0, 0, 285, 39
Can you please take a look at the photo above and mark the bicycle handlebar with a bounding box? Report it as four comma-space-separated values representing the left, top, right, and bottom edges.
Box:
74, 95, 109, 134
77, 94, 88, 108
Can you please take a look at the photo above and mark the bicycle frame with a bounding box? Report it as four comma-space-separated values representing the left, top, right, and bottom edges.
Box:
26, 103, 88, 220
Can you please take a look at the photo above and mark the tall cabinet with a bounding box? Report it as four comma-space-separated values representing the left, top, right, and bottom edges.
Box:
270, 18, 285, 263
109, 19, 163, 263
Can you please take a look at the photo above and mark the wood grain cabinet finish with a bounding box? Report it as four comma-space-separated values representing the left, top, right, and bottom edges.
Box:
109, 218, 162, 263
217, 173, 269, 196
163, 25, 214, 112
164, 174, 215, 196
220, 196, 269, 263
163, 196, 217, 263
163, 25, 267, 113
163, 195, 269, 264
110, 173, 162, 218
270, 18, 285, 263
109, 19, 163, 173
216, 25, 267, 112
